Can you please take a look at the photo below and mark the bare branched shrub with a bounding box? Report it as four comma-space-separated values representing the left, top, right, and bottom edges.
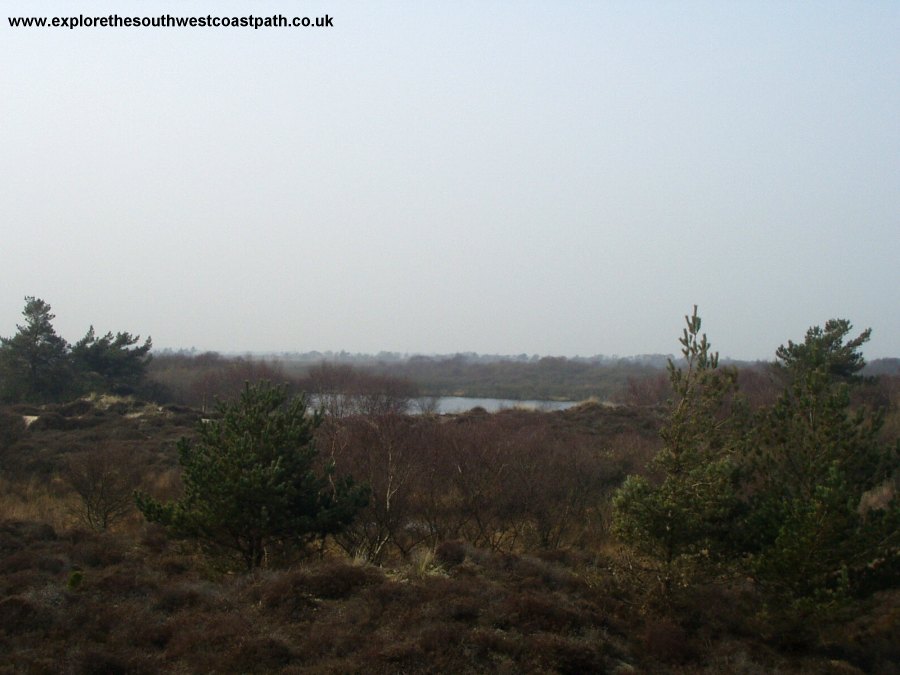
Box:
735, 365, 781, 410
301, 363, 418, 418
324, 414, 428, 562
327, 408, 625, 557
147, 352, 286, 410
610, 372, 671, 407
65, 444, 140, 531
413, 395, 440, 415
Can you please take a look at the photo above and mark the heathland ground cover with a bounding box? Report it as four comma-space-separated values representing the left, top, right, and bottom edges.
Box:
0, 300, 897, 673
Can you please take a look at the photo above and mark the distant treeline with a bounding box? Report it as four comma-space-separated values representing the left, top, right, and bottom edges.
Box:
153, 348, 683, 401
363, 355, 666, 401
4, 295, 898, 408
148, 353, 420, 414
148, 348, 900, 411
148, 351, 677, 407
200, 349, 678, 368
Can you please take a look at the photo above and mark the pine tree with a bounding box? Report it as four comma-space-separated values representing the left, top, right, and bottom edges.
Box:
613, 307, 744, 593
136, 381, 369, 570
0, 297, 72, 402
747, 321, 899, 609
774, 319, 871, 381
70, 326, 152, 394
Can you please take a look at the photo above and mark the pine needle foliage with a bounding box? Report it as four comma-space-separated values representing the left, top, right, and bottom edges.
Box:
136, 381, 368, 570
0, 297, 72, 402
746, 321, 899, 610
613, 307, 744, 594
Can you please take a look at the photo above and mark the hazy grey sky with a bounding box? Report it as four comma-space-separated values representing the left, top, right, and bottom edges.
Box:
2, 1, 898, 360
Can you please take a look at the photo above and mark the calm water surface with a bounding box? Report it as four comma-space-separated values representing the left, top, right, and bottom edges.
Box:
431, 397, 580, 414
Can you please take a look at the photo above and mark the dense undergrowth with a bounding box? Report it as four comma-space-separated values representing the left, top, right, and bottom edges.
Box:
1, 396, 898, 673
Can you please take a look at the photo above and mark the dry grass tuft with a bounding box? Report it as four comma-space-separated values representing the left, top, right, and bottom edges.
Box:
0, 477, 79, 531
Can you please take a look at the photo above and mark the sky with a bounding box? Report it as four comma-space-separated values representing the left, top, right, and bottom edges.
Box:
2, 1, 898, 361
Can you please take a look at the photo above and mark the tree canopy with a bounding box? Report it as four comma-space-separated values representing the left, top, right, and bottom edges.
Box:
614, 310, 899, 618
775, 319, 871, 381
0, 297, 72, 402
0, 297, 152, 403
71, 326, 152, 394
136, 381, 369, 569
748, 319, 899, 609
613, 307, 744, 592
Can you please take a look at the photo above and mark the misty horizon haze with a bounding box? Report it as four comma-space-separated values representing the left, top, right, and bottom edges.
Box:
2, 2, 898, 361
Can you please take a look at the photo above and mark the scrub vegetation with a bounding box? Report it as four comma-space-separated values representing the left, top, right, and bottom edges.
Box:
1, 298, 898, 673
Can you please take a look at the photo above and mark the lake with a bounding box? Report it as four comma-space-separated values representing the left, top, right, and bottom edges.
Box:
309, 394, 583, 415
426, 397, 580, 414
